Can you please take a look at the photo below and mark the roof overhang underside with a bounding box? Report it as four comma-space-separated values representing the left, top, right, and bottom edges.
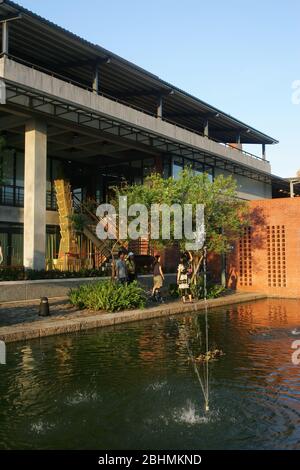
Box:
3, 81, 276, 186
0, 0, 278, 146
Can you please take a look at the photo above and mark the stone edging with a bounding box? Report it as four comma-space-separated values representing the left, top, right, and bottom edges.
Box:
0, 293, 267, 344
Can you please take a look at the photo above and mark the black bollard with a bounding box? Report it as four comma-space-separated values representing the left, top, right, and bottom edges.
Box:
39, 297, 50, 317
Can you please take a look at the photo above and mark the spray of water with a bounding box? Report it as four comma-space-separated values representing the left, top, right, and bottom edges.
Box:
185, 245, 210, 413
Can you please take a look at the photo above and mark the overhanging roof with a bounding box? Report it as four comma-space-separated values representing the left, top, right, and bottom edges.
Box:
0, 0, 278, 145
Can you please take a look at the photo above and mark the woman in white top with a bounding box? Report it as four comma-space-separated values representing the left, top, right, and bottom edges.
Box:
177, 256, 192, 303
0, 242, 3, 265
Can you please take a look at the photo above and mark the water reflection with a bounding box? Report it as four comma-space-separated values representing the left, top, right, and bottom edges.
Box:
0, 298, 300, 450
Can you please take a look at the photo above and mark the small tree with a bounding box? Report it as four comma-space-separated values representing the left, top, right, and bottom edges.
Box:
113, 168, 249, 280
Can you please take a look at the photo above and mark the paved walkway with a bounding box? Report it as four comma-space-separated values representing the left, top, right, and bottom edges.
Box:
0, 292, 267, 343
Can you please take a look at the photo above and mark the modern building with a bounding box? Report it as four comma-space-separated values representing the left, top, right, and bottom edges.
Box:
227, 197, 300, 298
0, 0, 294, 270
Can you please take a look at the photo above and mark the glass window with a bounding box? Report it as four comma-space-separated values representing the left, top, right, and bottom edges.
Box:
193, 161, 204, 175
15, 152, 24, 187
204, 165, 213, 182
163, 156, 171, 178
0, 233, 8, 266
143, 158, 155, 180
52, 159, 63, 181
172, 157, 183, 179
131, 160, 142, 184
10, 233, 23, 266
2, 150, 14, 185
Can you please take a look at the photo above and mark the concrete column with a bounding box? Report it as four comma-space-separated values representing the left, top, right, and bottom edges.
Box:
24, 120, 47, 270
157, 95, 163, 119
290, 180, 295, 198
2, 21, 9, 55
235, 133, 242, 150
92, 62, 99, 94
204, 119, 209, 137
262, 144, 266, 160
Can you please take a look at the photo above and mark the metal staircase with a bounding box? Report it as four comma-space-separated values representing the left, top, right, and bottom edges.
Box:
54, 179, 127, 270
72, 194, 127, 268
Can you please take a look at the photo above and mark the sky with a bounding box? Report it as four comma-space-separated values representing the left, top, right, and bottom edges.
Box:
16, 0, 300, 177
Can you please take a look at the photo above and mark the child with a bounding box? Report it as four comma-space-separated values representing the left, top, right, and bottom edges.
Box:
177, 256, 192, 303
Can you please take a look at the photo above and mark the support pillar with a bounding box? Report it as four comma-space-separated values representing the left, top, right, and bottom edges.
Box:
157, 95, 163, 119
204, 119, 209, 137
23, 120, 47, 270
262, 143, 266, 160
2, 21, 9, 55
92, 62, 99, 94
235, 133, 242, 150
290, 180, 295, 198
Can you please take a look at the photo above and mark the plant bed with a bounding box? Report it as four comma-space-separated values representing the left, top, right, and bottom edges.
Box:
0, 266, 107, 282
69, 280, 147, 312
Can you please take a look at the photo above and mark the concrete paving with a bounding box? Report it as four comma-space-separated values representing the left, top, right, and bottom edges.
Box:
0, 292, 267, 343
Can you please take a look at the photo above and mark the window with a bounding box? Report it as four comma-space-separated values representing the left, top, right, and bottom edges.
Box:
172, 157, 183, 179
0, 150, 24, 206
0, 224, 23, 266
143, 158, 155, 180
193, 161, 204, 175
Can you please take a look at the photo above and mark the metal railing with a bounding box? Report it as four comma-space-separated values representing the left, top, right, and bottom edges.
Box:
0, 185, 57, 210
0, 184, 24, 206
1, 53, 269, 164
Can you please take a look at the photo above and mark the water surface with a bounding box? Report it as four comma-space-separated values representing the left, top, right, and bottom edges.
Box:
0, 298, 300, 450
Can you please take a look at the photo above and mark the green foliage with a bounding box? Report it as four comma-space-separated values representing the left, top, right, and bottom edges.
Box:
69, 280, 147, 312
190, 276, 226, 300
68, 213, 86, 232
113, 168, 249, 255
0, 266, 26, 281
206, 284, 226, 299
0, 266, 106, 282
168, 283, 180, 298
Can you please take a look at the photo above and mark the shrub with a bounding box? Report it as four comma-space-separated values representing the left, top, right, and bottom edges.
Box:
190, 276, 226, 300
69, 280, 147, 312
0, 266, 25, 281
169, 283, 180, 298
0, 267, 107, 282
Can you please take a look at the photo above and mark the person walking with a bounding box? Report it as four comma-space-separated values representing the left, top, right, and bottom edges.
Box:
115, 250, 127, 284
126, 252, 136, 284
177, 256, 192, 303
0, 242, 3, 266
152, 254, 164, 300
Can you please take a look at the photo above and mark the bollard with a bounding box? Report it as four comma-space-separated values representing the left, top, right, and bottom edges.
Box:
39, 297, 50, 317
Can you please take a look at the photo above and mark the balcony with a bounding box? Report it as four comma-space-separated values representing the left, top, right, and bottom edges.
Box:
0, 55, 271, 177
0, 185, 57, 211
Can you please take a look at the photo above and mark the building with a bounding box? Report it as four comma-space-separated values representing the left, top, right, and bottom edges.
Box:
227, 198, 300, 298
0, 0, 293, 270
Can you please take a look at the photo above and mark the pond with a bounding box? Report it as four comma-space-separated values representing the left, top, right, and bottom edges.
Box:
0, 298, 300, 450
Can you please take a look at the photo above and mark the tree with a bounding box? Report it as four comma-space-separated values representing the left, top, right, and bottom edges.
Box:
113, 168, 249, 280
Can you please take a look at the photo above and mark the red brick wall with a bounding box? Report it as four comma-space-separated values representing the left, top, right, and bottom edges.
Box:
227, 198, 300, 298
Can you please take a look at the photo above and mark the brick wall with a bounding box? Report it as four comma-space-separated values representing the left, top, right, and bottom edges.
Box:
227, 198, 300, 298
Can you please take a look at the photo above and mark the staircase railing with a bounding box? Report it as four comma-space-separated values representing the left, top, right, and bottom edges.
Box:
72, 194, 127, 268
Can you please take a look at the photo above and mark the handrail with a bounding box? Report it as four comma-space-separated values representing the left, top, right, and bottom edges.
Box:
72, 194, 121, 246
1, 53, 269, 164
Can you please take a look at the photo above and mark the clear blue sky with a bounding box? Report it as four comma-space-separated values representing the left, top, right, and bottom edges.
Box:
18, 0, 300, 177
